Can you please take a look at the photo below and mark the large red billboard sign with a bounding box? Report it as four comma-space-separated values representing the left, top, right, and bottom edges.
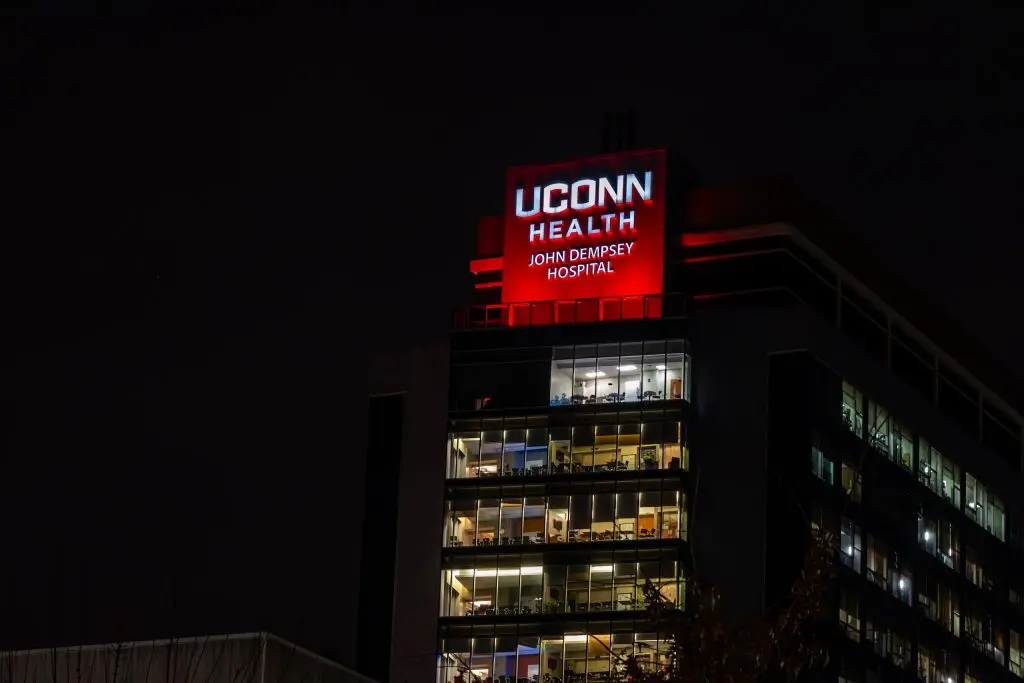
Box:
502, 149, 666, 304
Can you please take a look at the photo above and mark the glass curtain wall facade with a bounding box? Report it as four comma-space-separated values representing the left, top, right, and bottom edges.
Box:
439, 339, 692, 683
825, 376, 1023, 683
447, 415, 687, 479
444, 484, 685, 548
548, 341, 690, 405
440, 551, 683, 618
439, 628, 674, 683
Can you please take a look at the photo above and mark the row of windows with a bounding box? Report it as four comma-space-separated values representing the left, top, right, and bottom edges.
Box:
840, 514, 1020, 672
440, 560, 683, 618
843, 512, 1002, 597
446, 420, 687, 479
450, 410, 682, 431
438, 620, 1022, 683
811, 447, 863, 501
816, 448, 1006, 596
549, 341, 690, 405
842, 381, 1008, 541
839, 589, 1024, 678
449, 340, 691, 412
438, 630, 672, 683
836, 277, 1022, 470
839, 521, 913, 605
444, 490, 685, 548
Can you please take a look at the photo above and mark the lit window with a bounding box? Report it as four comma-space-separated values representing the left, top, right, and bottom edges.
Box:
919, 440, 961, 508
549, 340, 688, 406
841, 518, 863, 573
447, 417, 689, 479
890, 419, 914, 470
965, 473, 1006, 541
1010, 630, 1021, 677
891, 565, 913, 605
918, 645, 934, 683
865, 535, 888, 589
841, 462, 862, 502
838, 589, 861, 641
442, 561, 683, 617
938, 584, 961, 636
965, 548, 985, 590
445, 489, 684, 547
867, 401, 891, 454
918, 513, 959, 570
447, 431, 482, 479
842, 381, 864, 436
810, 446, 834, 484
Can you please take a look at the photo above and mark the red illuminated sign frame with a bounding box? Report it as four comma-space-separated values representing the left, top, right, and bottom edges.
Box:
502, 149, 666, 304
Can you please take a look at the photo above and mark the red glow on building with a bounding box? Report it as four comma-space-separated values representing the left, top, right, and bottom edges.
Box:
469, 256, 503, 274
475, 215, 504, 257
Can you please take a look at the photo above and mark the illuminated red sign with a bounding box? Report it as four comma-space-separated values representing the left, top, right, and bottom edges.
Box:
502, 149, 666, 304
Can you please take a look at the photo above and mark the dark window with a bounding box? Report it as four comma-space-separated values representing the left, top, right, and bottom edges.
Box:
452, 418, 482, 432
785, 255, 837, 323
892, 323, 930, 360
982, 411, 1021, 470
984, 401, 1020, 436
939, 362, 979, 402
840, 297, 887, 363
842, 286, 886, 327
685, 251, 769, 292
891, 338, 934, 400
450, 359, 551, 410
937, 375, 979, 439
788, 243, 838, 286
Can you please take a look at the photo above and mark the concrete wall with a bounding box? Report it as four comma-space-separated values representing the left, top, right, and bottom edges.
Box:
686, 308, 790, 622
370, 344, 450, 683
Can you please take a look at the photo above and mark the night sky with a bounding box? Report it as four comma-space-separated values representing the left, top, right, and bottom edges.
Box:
4, 1, 1024, 660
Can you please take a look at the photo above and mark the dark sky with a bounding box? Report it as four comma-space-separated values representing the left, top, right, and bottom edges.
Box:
4, 0, 1024, 655
6, 4, 1024, 366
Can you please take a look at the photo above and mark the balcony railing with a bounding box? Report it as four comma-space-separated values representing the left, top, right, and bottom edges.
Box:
453, 293, 687, 330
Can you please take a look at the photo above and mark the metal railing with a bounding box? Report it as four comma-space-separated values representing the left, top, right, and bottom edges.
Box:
453, 293, 687, 330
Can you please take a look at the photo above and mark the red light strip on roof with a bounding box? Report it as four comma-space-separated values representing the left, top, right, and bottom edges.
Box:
684, 248, 786, 264
470, 257, 503, 274
681, 223, 792, 247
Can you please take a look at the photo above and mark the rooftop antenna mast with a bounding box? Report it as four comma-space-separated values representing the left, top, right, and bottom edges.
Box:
601, 110, 637, 153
